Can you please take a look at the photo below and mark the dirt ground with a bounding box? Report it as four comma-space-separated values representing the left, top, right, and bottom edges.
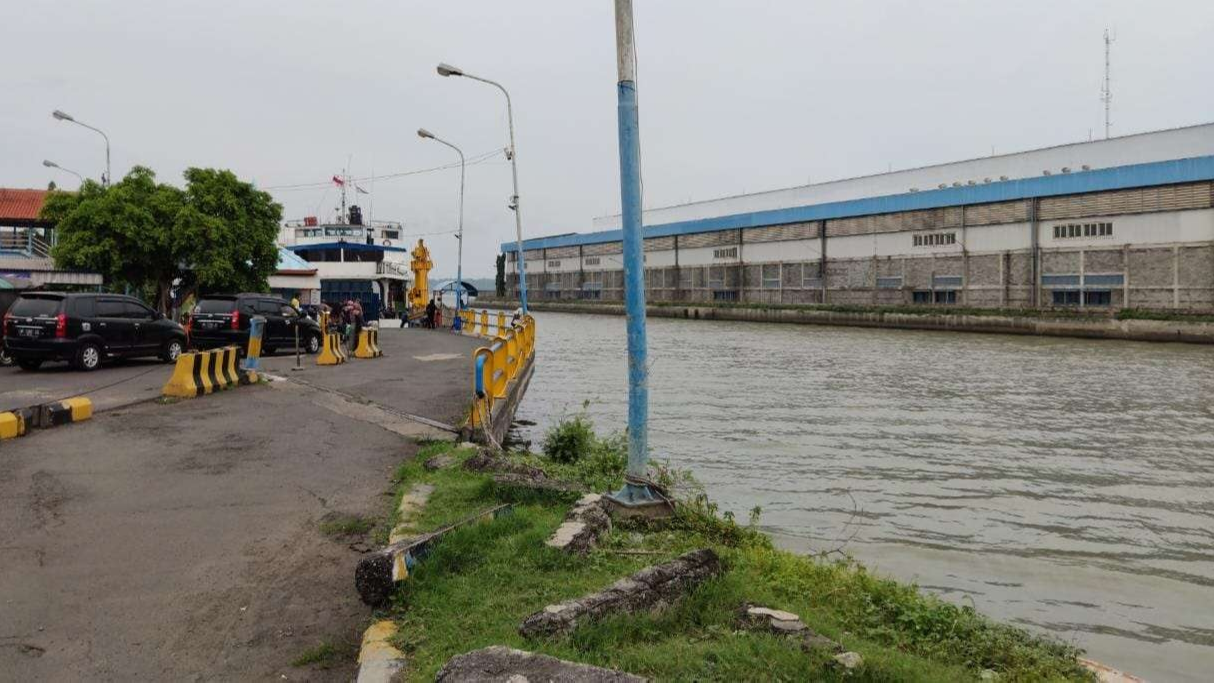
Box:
0, 328, 482, 681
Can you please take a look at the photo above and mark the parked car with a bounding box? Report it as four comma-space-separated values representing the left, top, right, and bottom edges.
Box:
188, 293, 322, 355
2, 292, 187, 371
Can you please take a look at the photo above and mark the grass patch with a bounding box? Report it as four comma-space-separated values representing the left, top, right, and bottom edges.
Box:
319, 512, 375, 537
381, 433, 1092, 682
290, 641, 350, 668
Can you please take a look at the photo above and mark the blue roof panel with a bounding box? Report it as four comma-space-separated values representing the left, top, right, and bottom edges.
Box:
503, 155, 1214, 252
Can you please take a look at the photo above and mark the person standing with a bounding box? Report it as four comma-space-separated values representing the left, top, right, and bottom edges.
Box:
425, 297, 437, 329
290, 292, 300, 309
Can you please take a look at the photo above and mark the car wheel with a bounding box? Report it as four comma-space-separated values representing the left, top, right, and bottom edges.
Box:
0, 347, 12, 367
75, 342, 102, 372
16, 358, 42, 371
162, 338, 184, 363
306, 334, 321, 354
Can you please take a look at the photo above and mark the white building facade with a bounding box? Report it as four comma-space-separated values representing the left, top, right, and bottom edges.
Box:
506, 123, 1214, 311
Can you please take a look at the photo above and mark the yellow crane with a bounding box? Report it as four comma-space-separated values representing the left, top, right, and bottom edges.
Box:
408, 238, 433, 313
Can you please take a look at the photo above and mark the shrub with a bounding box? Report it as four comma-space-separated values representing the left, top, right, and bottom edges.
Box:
542, 414, 596, 464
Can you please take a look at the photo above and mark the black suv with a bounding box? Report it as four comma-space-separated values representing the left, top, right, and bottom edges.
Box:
188, 294, 322, 355
2, 292, 187, 371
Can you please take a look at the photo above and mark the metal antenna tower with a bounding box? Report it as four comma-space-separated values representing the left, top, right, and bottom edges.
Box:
1101, 28, 1116, 139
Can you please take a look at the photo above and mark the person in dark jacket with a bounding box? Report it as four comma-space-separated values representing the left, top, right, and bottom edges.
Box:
425, 297, 437, 329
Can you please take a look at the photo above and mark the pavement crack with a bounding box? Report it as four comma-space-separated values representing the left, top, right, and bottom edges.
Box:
297, 486, 329, 510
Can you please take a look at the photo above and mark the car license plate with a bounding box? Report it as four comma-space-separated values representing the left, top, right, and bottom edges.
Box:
19, 327, 39, 338
202, 321, 219, 329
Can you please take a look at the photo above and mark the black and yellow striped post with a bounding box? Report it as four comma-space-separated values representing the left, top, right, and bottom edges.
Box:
38, 397, 94, 427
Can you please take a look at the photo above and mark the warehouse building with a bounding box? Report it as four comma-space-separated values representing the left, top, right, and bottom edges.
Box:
504, 123, 1214, 311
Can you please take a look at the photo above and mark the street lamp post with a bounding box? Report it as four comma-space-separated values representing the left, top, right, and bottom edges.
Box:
52, 110, 110, 187
42, 159, 84, 184
604, 0, 665, 511
417, 128, 466, 318
436, 62, 529, 313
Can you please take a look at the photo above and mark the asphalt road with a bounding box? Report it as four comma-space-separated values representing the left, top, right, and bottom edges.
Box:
1, 326, 482, 420
0, 328, 482, 681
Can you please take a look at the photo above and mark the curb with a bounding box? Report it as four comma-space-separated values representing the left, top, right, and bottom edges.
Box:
355, 620, 406, 683
1, 397, 93, 441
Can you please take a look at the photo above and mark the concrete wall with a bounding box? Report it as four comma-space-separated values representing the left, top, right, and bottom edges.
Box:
510, 181, 1214, 312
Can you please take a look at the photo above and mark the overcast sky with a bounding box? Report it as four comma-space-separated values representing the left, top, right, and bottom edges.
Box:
4, 1, 1212, 277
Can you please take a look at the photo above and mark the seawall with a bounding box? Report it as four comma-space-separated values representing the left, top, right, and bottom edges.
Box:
479, 300, 1214, 344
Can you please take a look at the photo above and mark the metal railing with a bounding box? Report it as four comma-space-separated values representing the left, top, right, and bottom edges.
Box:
465, 309, 535, 430
0, 229, 52, 258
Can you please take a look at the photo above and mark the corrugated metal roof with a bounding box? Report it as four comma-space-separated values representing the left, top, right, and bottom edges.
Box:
0, 188, 50, 223
276, 247, 317, 274
505, 154, 1214, 251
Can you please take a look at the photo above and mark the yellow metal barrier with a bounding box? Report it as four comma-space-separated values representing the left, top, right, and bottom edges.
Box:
467, 313, 537, 430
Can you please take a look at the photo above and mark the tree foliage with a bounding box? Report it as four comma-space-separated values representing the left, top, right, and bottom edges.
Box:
44, 166, 282, 312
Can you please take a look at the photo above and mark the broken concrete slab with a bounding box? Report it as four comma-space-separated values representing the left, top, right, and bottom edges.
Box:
519, 548, 722, 639
833, 651, 864, 671
735, 603, 842, 653
546, 494, 611, 554
435, 646, 646, 682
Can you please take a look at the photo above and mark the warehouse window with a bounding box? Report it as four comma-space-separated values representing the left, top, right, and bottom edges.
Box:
584, 257, 601, 266
1085, 290, 1112, 306
1052, 290, 1081, 306
1084, 273, 1125, 287
876, 276, 902, 289
713, 246, 739, 259
762, 264, 780, 289
933, 275, 963, 289
1042, 274, 1081, 287
914, 232, 957, 247
912, 291, 931, 304
934, 290, 957, 304
547, 260, 561, 268
1054, 222, 1112, 239
712, 290, 739, 302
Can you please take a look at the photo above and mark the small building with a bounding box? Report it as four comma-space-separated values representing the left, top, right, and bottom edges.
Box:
0, 188, 102, 288
268, 247, 321, 304
506, 122, 1214, 311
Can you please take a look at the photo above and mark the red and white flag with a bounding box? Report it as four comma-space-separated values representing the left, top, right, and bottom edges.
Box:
332, 175, 345, 187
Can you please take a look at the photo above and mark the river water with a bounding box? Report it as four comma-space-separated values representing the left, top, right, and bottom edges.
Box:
513, 311, 1214, 681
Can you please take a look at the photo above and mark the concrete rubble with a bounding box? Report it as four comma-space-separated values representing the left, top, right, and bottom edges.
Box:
519, 548, 722, 639
435, 646, 646, 682
546, 494, 612, 554
833, 651, 864, 671
734, 603, 842, 653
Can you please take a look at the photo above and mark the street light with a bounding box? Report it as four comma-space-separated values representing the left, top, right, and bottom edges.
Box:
417, 128, 466, 319
52, 109, 110, 187
436, 62, 529, 314
42, 159, 84, 183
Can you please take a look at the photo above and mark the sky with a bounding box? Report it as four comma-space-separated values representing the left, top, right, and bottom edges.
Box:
3, 1, 1213, 277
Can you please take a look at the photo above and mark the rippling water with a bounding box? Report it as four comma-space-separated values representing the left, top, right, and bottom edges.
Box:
514, 311, 1214, 681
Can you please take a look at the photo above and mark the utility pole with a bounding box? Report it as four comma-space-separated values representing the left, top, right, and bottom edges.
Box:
1101, 28, 1115, 140
606, 0, 666, 513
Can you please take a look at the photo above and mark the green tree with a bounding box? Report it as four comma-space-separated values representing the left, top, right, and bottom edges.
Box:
44, 166, 282, 313
495, 253, 506, 297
